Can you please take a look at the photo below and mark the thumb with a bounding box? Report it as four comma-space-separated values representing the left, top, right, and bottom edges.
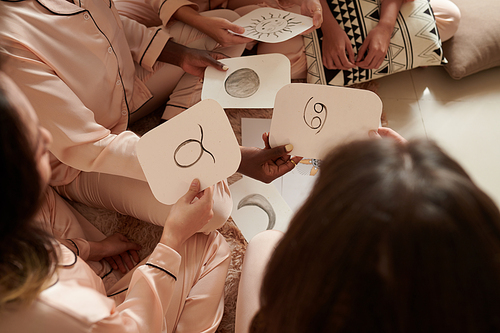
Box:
183, 179, 201, 203
226, 21, 245, 34
207, 53, 229, 72
263, 144, 294, 161
125, 241, 142, 252
369, 129, 380, 139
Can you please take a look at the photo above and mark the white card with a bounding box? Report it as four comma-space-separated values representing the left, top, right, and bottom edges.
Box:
269, 83, 382, 158
137, 99, 241, 204
202, 54, 290, 108
231, 7, 313, 43
230, 176, 293, 241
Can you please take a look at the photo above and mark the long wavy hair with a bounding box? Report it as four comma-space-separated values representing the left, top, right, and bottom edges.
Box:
251, 139, 500, 333
0, 68, 57, 309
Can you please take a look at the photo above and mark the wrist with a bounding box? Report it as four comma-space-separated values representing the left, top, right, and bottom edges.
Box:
376, 20, 395, 31
158, 40, 186, 67
160, 230, 183, 253
87, 240, 105, 261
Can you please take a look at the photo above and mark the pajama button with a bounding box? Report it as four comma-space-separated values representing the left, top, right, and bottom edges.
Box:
122, 111, 127, 115
83, 13, 90, 20
108, 47, 113, 53
116, 80, 121, 85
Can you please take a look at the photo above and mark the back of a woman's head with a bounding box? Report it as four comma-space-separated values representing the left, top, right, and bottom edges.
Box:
0, 80, 41, 229
252, 139, 500, 333
0, 70, 55, 308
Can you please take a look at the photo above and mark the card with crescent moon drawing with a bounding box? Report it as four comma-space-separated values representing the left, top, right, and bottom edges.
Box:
201, 53, 290, 108
230, 176, 293, 241
137, 99, 241, 205
230, 7, 313, 43
269, 83, 382, 158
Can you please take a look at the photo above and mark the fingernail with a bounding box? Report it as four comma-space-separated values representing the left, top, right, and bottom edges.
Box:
191, 179, 199, 187
285, 144, 293, 153
368, 130, 378, 138
222, 65, 229, 71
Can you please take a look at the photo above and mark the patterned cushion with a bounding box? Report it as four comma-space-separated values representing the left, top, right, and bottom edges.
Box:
305, 0, 445, 86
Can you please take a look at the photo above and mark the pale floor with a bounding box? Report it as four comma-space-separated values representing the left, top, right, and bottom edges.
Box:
377, 65, 500, 206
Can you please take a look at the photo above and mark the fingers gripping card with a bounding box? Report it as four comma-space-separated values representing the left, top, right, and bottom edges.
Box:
137, 99, 241, 204
269, 83, 382, 158
202, 54, 291, 108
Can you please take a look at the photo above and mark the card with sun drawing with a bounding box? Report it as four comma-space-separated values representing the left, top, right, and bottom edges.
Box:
201, 53, 290, 108
231, 7, 313, 43
269, 83, 382, 158
136, 99, 241, 205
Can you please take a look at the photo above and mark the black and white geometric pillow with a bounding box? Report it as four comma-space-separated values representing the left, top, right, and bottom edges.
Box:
305, 0, 446, 86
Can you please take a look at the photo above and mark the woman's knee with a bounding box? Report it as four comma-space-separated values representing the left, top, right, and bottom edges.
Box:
430, 0, 461, 42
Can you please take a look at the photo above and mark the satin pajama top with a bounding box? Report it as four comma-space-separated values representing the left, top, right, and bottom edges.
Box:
0, 0, 171, 185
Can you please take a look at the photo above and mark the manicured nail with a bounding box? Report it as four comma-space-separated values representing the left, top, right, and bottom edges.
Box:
285, 144, 293, 153
222, 65, 229, 71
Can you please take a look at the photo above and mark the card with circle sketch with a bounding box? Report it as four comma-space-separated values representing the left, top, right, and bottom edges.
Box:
230, 176, 293, 242
269, 83, 382, 158
231, 7, 313, 43
202, 53, 290, 108
136, 99, 241, 205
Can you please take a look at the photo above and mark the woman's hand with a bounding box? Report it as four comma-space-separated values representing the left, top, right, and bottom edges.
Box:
238, 133, 303, 184
321, 23, 356, 70
159, 40, 228, 78
160, 179, 214, 252
299, 0, 323, 34
319, 0, 355, 70
173, 6, 252, 47
369, 127, 407, 144
88, 234, 141, 274
355, 23, 393, 69
197, 16, 254, 47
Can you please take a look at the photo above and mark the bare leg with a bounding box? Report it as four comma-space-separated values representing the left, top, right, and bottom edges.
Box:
235, 230, 284, 333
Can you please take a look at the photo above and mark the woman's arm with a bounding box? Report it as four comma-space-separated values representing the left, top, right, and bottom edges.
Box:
173, 6, 253, 46
319, 0, 355, 70
355, 0, 404, 69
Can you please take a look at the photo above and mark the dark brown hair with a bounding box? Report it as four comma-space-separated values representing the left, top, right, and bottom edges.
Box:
0, 72, 56, 308
251, 139, 500, 333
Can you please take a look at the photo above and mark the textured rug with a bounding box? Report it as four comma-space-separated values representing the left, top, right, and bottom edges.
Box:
71, 106, 255, 333
70, 80, 381, 333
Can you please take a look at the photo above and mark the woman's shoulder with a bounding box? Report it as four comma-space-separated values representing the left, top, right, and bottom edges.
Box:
0, 243, 114, 332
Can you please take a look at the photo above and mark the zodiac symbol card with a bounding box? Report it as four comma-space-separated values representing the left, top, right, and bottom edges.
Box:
231, 7, 313, 43
202, 53, 290, 108
269, 83, 382, 158
230, 176, 293, 241
137, 99, 241, 204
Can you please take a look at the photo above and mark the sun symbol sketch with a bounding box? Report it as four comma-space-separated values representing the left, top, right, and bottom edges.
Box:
245, 12, 301, 39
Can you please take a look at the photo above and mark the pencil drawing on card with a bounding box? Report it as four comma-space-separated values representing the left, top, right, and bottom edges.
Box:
237, 193, 276, 230
245, 12, 301, 40
173, 124, 215, 168
303, 97, 328, 134
224, 68, 260, 98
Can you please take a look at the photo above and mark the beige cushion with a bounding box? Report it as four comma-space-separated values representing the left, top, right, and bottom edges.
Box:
443, 0, 500, 79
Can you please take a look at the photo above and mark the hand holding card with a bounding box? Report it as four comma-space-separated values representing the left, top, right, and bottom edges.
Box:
137, 99, 241, 205
231, 8, 313, 43
202, 54, 290, 108
269, 83, 382, 158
